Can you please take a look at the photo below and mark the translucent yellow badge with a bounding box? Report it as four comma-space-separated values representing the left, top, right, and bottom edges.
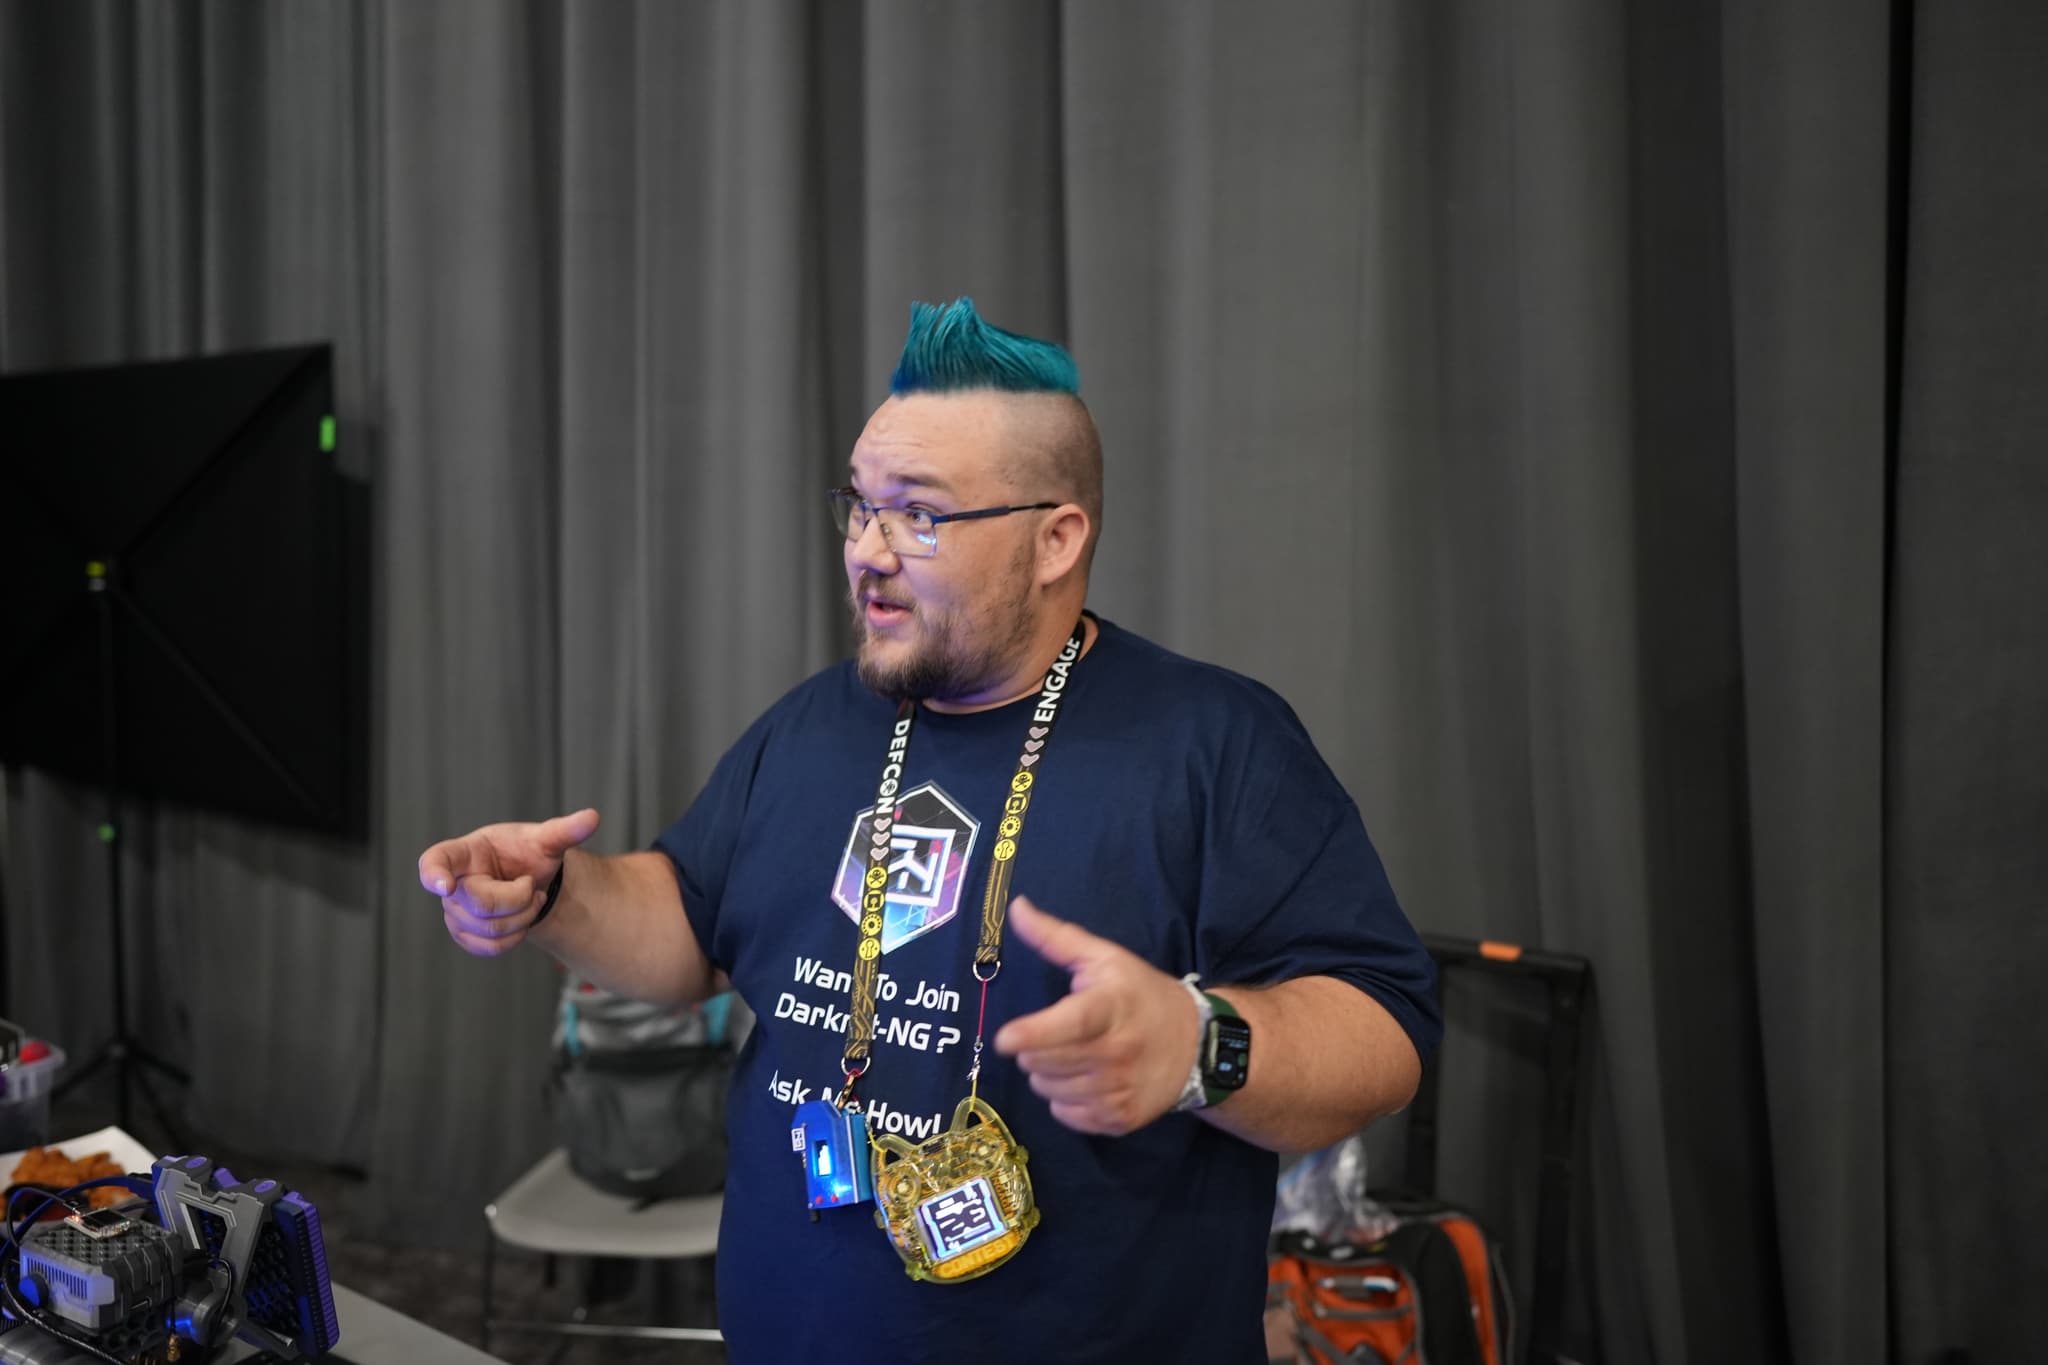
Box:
871, 1096, 1039, 1283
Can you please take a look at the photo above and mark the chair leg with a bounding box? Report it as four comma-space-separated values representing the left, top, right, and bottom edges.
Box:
480, 1229, 496, 1352
572, 1256, 594, 1322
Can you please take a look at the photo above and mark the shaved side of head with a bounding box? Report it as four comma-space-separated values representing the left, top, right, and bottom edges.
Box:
996, 392, 1104, 575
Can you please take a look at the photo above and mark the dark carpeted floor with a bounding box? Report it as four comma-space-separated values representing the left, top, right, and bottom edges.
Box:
28, 1080, 726, 1365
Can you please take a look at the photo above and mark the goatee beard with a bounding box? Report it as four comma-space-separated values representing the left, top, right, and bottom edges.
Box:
848, 577, 1035, 703
856, 643, 954, 701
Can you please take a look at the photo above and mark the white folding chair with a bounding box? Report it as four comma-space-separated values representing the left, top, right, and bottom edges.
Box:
482, 1148, 723, 1353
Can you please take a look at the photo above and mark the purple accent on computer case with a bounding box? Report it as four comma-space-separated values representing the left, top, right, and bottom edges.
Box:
274, 1193, 341, 1352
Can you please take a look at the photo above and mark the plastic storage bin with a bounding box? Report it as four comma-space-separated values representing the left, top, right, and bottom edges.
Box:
0, 1042, 67, 1151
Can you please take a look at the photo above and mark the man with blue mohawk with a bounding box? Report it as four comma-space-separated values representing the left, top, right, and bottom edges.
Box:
420, 299, 1438, 1362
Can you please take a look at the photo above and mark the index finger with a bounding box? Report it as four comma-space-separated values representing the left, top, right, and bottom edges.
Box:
418, 837, 477, 895
994, 991, 1111, 1057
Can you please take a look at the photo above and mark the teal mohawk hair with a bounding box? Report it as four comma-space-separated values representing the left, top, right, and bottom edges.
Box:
888, 297, 1080, 396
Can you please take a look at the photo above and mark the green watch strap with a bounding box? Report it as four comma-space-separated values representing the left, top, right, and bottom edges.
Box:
1200, 990, 1250, 1106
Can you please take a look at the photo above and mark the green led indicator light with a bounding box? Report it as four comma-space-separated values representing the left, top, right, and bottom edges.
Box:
97, 823, 117, 843
321, 415, 337, 453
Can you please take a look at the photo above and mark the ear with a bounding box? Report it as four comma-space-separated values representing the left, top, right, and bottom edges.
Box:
1034, 503, 1092, 586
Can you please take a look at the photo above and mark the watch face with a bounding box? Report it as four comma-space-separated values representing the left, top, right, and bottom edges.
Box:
1205, 1016, 1252, 1092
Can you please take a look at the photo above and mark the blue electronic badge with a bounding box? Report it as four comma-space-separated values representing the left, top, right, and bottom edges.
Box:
794, 1098, 875, 1209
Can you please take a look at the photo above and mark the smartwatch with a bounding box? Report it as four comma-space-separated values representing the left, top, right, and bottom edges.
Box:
1172, 976, 1252, 1112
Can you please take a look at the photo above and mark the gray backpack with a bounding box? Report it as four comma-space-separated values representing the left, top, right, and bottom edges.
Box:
547, 976, 740, 1200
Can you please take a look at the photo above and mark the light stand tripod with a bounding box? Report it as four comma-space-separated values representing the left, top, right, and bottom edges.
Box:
53, 560, 191, 1148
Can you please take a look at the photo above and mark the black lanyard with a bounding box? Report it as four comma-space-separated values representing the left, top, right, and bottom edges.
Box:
840, 619, 1087, 1097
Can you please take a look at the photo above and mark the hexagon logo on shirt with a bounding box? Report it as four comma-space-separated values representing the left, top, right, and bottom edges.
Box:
830, 781, 981, 953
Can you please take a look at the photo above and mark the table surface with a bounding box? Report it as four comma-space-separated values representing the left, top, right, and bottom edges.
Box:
218, 1284, 508, 1364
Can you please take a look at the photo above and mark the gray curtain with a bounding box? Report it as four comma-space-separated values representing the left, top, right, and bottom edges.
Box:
3, 3, 2040, 1361
1887, 6, 2048, 1364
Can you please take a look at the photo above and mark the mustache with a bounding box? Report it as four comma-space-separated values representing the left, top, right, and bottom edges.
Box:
852, 575, 913, 611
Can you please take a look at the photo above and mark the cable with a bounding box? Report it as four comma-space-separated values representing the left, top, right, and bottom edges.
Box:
205, 1254, 240, 1351
5, 1175, 155, 1254
1, 1174, 158, 1365
0, 1269, 129, 1365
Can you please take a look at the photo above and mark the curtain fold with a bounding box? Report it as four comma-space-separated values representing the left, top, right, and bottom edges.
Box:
370, 0, 566, 1233
1887, 6, 2048, 1361
1721, 3, 1893, 1362
4, 1, 2038, 1358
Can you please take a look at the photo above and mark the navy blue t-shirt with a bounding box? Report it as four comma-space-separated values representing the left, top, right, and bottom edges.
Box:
656, 617, 1439, 1364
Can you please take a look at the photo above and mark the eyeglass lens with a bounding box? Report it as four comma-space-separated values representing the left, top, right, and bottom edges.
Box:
832, 494, 937, 556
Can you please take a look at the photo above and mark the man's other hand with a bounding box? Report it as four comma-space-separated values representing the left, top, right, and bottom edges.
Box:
417, 808, 601, 957
992, 896, 1199, 1136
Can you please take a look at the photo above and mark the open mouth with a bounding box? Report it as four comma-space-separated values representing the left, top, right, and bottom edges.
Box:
864, 597, 913, 628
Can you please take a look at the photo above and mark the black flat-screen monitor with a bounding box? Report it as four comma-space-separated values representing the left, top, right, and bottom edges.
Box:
0, 344, 369, 840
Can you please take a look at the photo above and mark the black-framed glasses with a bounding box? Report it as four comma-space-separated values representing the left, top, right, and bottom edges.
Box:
826, 487, 1058, 558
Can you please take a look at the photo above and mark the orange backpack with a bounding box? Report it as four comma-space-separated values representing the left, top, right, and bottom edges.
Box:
1265, 1206, 1509, 1365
